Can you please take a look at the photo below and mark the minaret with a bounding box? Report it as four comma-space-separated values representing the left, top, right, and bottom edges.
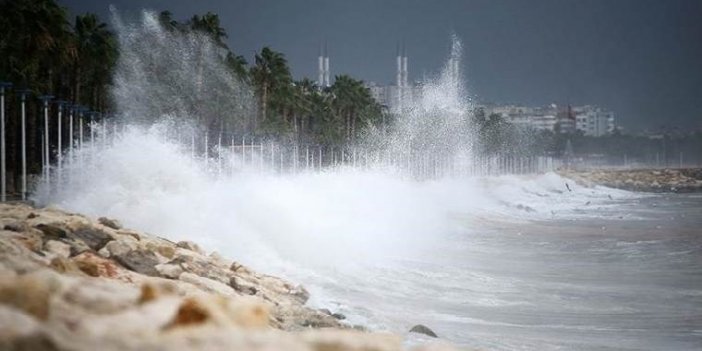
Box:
396, 43, 402, 88
322, 41, 331, 87
402, 44, 408, 87
317, 42, 324, 87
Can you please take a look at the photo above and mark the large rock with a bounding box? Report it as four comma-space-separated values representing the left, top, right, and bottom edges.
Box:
71, 225, 113, 251
0, 270, 62, 320
179, 272, 236, 296
112, 249, 161, 277
176, 240, 205, 255
409, 324, 438, 338
98, 217, 122, 230
34, 223, 67, 240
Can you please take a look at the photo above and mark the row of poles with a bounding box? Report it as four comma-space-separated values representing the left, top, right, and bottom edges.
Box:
0, 82, 104, 201
182, 133, 559, 180
0, 81, 558, 202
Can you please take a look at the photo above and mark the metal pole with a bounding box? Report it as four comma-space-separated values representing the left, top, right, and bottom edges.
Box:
40, 95, 53, 183
250, 138, 255, 171
89, 113, 95, 144
230, 137, 235, 176
79, 110, 84, 156
101, 115, 107, 151
20, 91, 29, 200
0, 82, 12, 202
0, 83, 10, 201
217, 133, 222, 176
68, 106, 74, 164
56, 102, 64, 188
191, 132, 195, 159
241, 136, 246, 168
270, 142, 275, 172
204, 132, 208, 168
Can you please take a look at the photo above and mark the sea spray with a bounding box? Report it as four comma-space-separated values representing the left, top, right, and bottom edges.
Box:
33, 9, 633, 276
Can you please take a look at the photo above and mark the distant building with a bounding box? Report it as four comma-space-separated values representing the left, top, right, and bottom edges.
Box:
366, 43, 422, 114
573, 106, 615, 136
481, 103, 614, 136
317, 42, 331, 88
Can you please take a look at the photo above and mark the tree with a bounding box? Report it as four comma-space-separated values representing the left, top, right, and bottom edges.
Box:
73, 13, 116, 109
189, 12, 228, 49
250, 47, 292, 133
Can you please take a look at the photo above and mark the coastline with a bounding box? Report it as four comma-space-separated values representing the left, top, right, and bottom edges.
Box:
0, 203, 454, 351
558, 168, 702, 193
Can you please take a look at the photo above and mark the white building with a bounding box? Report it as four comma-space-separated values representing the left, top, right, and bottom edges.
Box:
366, 43, 423, 114
481, 103, 614, 136
573, 106, 615, 136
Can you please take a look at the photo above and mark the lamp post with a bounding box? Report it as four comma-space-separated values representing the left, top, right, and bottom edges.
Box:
39, 95, 53, 183
88, 111, 96, 143
0, 82, 12, 202
76, 106, 86, 170
54, 100, 66, 187
67, 104, 74, 164
17, 89, 31, 200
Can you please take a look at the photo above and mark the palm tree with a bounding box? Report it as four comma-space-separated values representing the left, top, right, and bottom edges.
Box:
73, 13, 116, 109
250, 47, 292, 133
158, 11, 180, 32
189, 12, 227, 48
0, 0, 73, 92
225, 51, 248, 81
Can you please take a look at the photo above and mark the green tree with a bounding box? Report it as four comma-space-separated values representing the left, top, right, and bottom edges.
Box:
250, 47, 292, 133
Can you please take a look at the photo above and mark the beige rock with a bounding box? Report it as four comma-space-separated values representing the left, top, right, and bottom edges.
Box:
165, 294, 271, 330
98, 217, 123, 230
301, 329, 402, 351
179, 272, 237, 296
44, 240, 71, 259
176, 240, 205, 255
0, 269, 63, 320
209, 251, 230, 268
103, 236, 139, 257
155, 263, 183, 279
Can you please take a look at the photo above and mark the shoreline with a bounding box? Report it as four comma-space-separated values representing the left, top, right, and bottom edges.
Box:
558, 168, 702, 193
0, 203, 453, 351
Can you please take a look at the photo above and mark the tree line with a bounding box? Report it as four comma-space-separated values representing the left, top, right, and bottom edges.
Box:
0, 0, 386, 192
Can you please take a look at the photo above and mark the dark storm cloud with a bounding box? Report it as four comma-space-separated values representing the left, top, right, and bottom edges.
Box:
59, 0, 702, 131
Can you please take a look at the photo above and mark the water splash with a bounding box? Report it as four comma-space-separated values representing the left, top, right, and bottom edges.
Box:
110, 9, 255, 134
366, 35, 475, 174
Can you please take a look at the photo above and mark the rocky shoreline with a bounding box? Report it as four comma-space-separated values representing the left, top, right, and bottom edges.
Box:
0, 203, 454, 351
558, 168, 702, 193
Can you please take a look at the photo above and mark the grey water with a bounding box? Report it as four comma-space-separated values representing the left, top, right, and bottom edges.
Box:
312, 193, 702, 350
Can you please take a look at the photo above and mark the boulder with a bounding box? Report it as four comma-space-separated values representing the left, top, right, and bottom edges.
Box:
230, 276, 258, 295
112, 249, 161, 277
155, 263, 183, 279
98, 217, 122, 230
167, 254, 230, 284
3, 221, 25, 232
176, 240, 205, 255
44, 240, 71, 259
103, 238, 139, 257
0, 270, 63, 320
179, 272, 236, 296
71, 225, 113, 251
409, 324, 438, 338
72, 251, 125, 278
34, 223, 67, 240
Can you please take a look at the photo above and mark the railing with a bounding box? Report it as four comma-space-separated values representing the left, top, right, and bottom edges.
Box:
0, 88, 559, 201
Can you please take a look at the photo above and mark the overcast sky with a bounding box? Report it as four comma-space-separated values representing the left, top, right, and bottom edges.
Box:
59, 0, 702, 132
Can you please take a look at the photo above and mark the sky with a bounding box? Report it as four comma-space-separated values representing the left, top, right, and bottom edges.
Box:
59, 0, 702, 132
